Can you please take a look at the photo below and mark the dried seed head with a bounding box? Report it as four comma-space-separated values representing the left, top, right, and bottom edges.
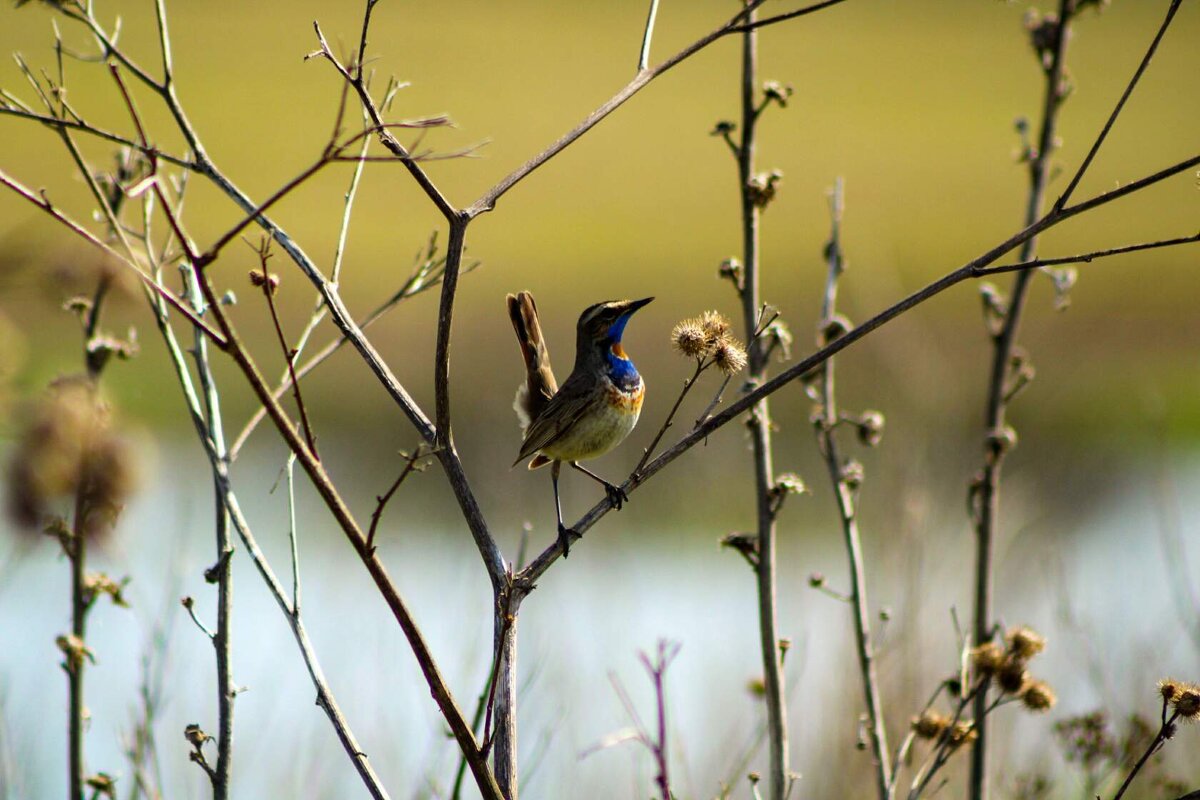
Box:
819, 313, 852, 345
1172, 685, 1200, 719
971, 642, 1006, 677
714, 338, 748, 376
670, 319, 709, 358
948, 721, 978, 749
698, 310, 732, 346
248, 269, 279, 294
6, 377, 136, 538
184, 723, 210, 748
998, 658, 1030, 695
841, 458, 864, 489
911, 710, 950, 739
711, 120, 736, 137
1021, 680, 1057, 712
857, 410, 885, 447
1158, 678, 1181, 703
1006, 626, 1046, 660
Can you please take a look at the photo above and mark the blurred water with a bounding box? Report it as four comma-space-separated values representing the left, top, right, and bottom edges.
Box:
1, 443, 1198, 799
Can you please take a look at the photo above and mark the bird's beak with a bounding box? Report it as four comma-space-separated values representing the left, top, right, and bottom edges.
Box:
625, 297, 654, 314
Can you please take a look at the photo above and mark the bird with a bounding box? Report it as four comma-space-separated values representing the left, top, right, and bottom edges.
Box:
508, 292, 653, 558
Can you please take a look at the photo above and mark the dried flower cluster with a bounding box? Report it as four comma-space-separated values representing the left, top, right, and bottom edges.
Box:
970, 625, 1055, 713
910, 710, 977, 751
670, 311, 748, 376
5, 376, 136, 538
1158, 678, 1200, 720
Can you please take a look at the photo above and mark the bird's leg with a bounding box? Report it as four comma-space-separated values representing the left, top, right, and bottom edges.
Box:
551, 460, 575, 558
569, 462, 628, 510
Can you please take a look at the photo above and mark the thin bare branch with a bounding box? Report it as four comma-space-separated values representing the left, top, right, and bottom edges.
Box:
638, 0, 661, 72
1052, 0, 1184, 212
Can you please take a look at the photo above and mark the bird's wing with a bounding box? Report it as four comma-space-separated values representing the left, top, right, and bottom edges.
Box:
514, 376, 595, 465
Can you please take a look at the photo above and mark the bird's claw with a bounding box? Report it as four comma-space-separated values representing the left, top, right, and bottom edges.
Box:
557, 524, 578, 558
604, 482, 628, 510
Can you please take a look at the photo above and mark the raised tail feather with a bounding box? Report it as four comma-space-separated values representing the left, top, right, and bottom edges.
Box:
507, 292, 558, 445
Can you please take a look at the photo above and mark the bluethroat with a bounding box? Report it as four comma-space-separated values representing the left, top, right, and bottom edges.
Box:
508, 292, 653, 557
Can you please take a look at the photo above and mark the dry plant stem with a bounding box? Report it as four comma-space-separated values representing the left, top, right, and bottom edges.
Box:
970, 4, 1071, 797
185, 266, 502, 799
184, 274, 235, 800
366, 447, 425, 552
516, 145, 1200, 585
735, 14, 789, 800
815, 181, 891, 800
1110, 707, 1180, 800
68, 490, 87, 800
465, 0, 847, 216
258, 262, 319, 459
147, 268, 393, 800
635, 359, 707, 474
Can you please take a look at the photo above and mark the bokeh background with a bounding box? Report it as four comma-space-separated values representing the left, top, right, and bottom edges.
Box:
1, 0, 1199, 797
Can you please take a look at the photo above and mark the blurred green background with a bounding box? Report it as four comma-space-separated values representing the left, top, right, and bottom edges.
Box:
1, 1, 1199, 798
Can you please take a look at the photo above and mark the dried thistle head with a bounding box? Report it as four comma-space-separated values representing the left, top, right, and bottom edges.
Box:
1172, 684, 1200, 720
670, 319, 709, 358
948, 721, 978, 749
998, 658, 1030, 695
714, 338, 748, 376
1159, 678, 1182, 704
698, 310, 732, 347
5, 376, 137, 538
1006, 626, 1046, 661
911, 710, 950, 740
971, 642, 1006, 677
1021, 680, 1057, 712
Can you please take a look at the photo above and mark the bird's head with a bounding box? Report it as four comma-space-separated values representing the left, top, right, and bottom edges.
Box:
575, 297, 654, 365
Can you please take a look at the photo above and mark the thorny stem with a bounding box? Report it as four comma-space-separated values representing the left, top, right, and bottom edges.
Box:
814, 180, 891, 800
735, 10, 790, 800
970, 3, 1072, 797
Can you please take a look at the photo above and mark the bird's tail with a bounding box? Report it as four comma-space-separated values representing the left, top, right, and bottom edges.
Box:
507, 291, 557, 433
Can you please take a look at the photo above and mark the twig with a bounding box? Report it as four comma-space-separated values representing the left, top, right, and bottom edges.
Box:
466, 0, 849, 215
1052, 0, 1183, 212
733, 11, 789, 799
974, 232, 1200, 276
638, 0, 661, 72
970, 4, 1074, 796
366, 447, 427, 553
635, 358, 708, 474
251, 239, 320, 458
1110, 706, 1180, 800
146, 241, 394, 800
813, 179, 891, 800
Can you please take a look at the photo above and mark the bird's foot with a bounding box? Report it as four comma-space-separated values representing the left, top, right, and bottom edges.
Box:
603, 481, 628, 510
557, 523, 578, 558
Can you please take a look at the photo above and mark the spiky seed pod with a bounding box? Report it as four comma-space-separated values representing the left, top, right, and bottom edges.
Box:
948, 722, 978, 750
698, 310, 732, 347
911, 710, 950, 740
1006, 626, 1046, 660
972, 642, 1006, 677
1172, 685, 1200, 719
998, 658, 1030, 695
1022, 680, 1057, 712
671, 319, 709, 358
714, 338, 748, 376
1159, 678, 1181, 704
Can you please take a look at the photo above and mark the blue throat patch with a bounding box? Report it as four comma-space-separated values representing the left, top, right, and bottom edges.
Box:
605, 312, 640, 389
